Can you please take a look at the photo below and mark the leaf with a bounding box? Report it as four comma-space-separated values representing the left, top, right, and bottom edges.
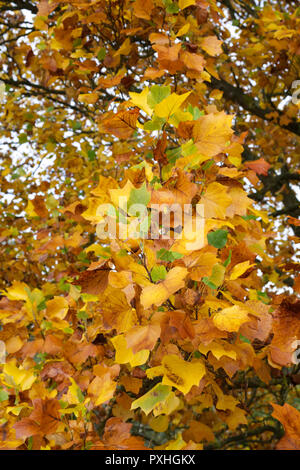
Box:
2, 362, 36, 391
156, 249, 184, 262
226, 187, 252, 218
151, 265, 167, 281
128, 182, 151, 212
201, 36, 223, 56
78, 93, 98, 104
125, 324, 161, 353
272, 403, 300, 450
133, 0, 154, 20
230, 261, 255, 280
192, 112, 234, 157
0, 388, 9, 402
207, 229, 228, 249
213, 305, 249, 332
140, 266, 188, 309
178, 0, 195, 9
269, 298, 300, 366
147, 85, 171, 108
155, 92, 191, 119
201, 183, 232, 219
161, 354, 206, 395
129, 87, 153, 116
88, 375, 117, 406
14, 399, 60, 439
68, 377, 85, 404
203, 263, 226, 289
46, 297, 69, 320
73, 263, 110, 295
198, 341, 237, 360
102, 109, 139, 139
111, 334, 149, 367
181, 51, 205, 72
131, 384, 171, 415
244, 158, 271, 176
2, 281, 28, 301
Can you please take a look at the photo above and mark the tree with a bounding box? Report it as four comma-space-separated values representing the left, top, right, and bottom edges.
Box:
0, 0, 299, 450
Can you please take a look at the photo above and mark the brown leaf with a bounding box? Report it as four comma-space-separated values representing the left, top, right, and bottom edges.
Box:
14, 399, 60, 439
272, 403, 300, 450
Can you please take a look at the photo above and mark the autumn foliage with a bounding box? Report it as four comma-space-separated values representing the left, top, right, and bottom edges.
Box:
0, 0, 300, 450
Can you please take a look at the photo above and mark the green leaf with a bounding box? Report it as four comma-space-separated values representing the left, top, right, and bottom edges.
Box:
97, 47, 106, 61
128, 182, 150, 212
241, 215, 257, 221
157, 249, 184, 262
166, 146, 181, 164
187, 104, 204, 120
147, 85, 171, 108
0, 388, 9, 402
207, 229, 228, 249
151, 265, 167, 282
77, 311, 89, 321
239, 334, 251, 344
202, 160, 214, 171
202, 277, 217, 290
18, 133, 28, 144
144, 116, 166, 131
72, 121, 82, 131
163, 0, 179, 13
257, 291, 270, 304
223, 250, 232, 267
87, 149, 96, 161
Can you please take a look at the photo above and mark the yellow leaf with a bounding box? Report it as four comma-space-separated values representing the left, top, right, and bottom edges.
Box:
175, 24, 190, 37
109, 180, 135, 210
153, 391, 180, 416
111, 334, 149, 367
193, 112, 234, 157
161, 354, 206, 395
2, 362, 36, 391
78, 93, 98, 104
113, 38, 131, 57
213, 305, 249, 332
200, 182, 232, 219
5, 336, 23, 355
226, 187, 252, 217
88, 375, 116, 406
46, 297, 69, 320
81, 198, 106, 224
129, 87, 153, 116
149, 415, 169, 432
140, 267, 188, 309
2, 281, 28, 301
155, 92, 191, 119
165, 433, 186, 450
0, 340, 6, 364
168, 109, 193, 127
230, 261, 255, 280
0, 81, 5, 101
178, 0, 195, 9
216, 392, 239, 411
198, 341, 237, 360
25, 200, 38, 218
67, 378, 83, 405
